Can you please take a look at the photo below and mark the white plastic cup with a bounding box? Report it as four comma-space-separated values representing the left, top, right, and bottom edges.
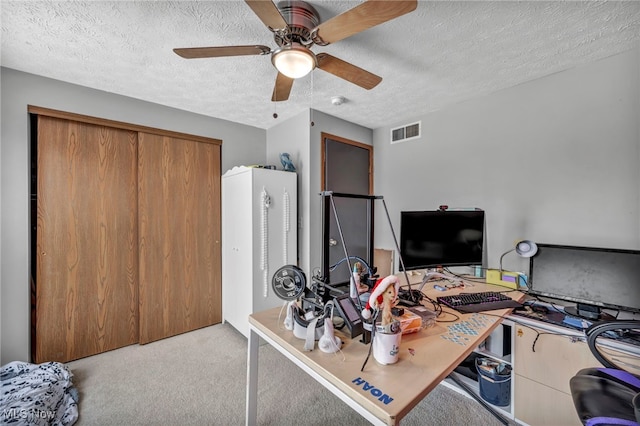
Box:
373, 329, 402, 365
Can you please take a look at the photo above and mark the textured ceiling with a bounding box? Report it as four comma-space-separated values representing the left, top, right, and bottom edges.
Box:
2, 1, 640, 130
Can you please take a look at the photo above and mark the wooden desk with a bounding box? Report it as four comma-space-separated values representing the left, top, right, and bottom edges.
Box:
246, 283, 523, 425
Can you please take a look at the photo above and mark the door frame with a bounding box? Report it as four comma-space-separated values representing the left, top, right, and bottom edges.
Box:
320, 132, 373, 193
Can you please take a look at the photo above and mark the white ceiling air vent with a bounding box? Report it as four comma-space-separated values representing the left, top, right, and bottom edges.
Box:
390, 121, 421, 144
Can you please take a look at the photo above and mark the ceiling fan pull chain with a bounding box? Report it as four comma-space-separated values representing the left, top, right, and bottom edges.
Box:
273, 88, 278, 119
310, 71, 315, 126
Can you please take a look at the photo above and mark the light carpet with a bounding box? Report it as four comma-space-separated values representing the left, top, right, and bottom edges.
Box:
67, 323, 509, 425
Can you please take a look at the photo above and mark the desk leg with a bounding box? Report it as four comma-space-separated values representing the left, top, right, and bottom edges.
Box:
246, 328, 259, 426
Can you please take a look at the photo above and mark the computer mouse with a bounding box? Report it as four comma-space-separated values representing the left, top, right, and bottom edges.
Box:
531, 305, 549, 314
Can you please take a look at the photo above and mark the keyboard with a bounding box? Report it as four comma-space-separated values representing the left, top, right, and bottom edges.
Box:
437, 291, 522, 313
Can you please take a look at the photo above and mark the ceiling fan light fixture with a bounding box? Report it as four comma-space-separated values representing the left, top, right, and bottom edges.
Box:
272, 44, 316, 79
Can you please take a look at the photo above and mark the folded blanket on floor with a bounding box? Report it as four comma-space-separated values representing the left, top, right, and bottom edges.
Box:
1, 361, 78, 425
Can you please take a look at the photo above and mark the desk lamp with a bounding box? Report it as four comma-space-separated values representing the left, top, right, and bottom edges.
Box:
486, 240, 537, 289
499, 240, 538, 273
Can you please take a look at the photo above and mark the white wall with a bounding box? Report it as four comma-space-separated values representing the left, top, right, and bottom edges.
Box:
265, 109, 372, 278
373, 47, 640, 275
0, 68, 266, 364
266, 109, 311, 271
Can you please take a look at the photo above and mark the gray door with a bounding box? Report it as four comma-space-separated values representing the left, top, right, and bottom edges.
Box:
322, 133, 372, 285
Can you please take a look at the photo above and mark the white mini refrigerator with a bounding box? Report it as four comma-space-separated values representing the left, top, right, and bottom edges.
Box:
222, 166, 298, 337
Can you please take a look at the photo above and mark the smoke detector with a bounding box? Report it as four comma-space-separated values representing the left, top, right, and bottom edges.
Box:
331, 96, 346, 106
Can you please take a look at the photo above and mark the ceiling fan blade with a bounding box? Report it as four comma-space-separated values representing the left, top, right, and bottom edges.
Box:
313, 0, 417, 45
316, 53, 382, 90
245, 0, 288, 31
272, 73, 294, 102
173, 45, 271, 59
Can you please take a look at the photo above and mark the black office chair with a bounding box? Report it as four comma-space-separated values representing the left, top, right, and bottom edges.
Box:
570, 320, 640, 426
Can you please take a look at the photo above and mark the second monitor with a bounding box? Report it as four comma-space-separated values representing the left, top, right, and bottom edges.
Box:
399, 209, 485, 271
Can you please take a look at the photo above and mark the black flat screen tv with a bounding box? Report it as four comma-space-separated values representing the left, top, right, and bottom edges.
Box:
529, 243, 640, 319
399, 210, 485, 270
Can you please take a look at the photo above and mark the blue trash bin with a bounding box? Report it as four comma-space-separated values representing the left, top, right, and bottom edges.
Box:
475, 357, 511, 406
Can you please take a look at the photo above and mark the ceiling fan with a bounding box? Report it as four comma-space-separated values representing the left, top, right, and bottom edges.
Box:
173, 0, 417, 102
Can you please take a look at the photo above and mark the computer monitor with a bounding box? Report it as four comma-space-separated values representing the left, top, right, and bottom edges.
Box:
399, 210, 485, 270
528, 243, 640, 319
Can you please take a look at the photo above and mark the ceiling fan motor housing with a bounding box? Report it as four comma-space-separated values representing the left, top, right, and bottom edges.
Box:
274, 0, 320, 47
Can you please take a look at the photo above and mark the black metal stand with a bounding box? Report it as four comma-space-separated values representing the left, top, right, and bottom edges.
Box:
320, 192, 379, 288
319, 191, 419, 305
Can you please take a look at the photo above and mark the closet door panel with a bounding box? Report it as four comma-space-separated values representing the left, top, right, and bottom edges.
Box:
36, 116, 139, 363
138, 133, 221, 344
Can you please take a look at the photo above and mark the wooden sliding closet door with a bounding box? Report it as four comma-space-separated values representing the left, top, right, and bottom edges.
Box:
35, 116, 139, 363
137, 132, 221, 344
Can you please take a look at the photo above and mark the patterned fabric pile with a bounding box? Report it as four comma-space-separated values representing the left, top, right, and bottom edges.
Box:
1, 361, 78, 425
